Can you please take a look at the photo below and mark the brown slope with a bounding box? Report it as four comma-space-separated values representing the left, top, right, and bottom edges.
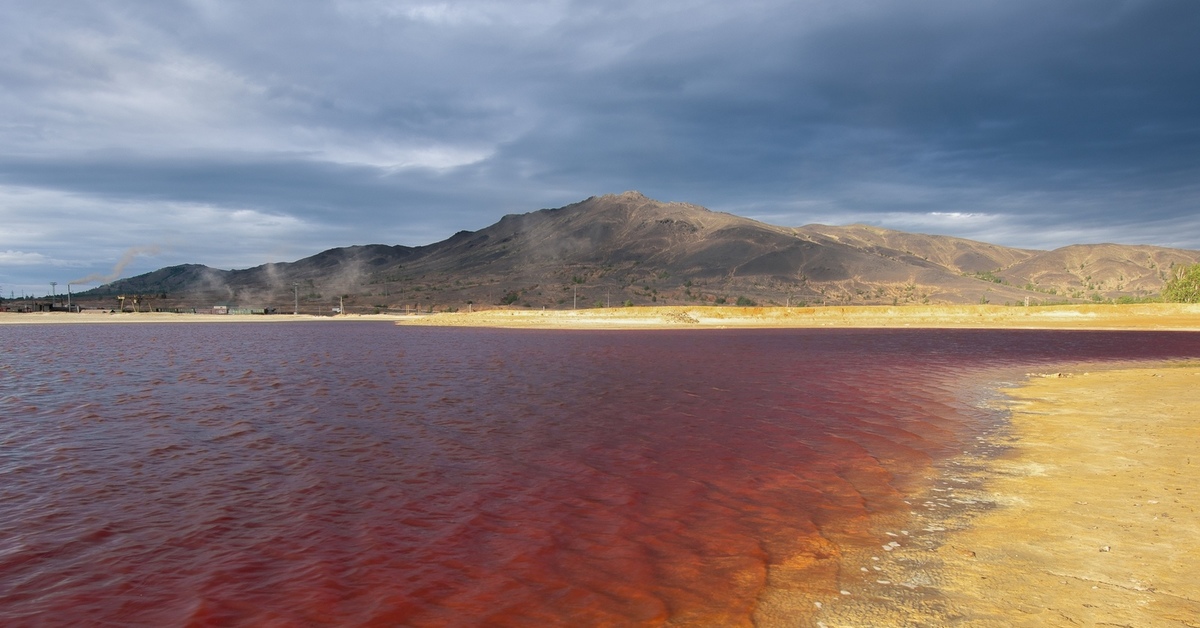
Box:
796, 224, 1039, 274
367, 192, 1043, 309
999, 244, 1200, 300
392, 191, 748, 273
75, 245, 416, 309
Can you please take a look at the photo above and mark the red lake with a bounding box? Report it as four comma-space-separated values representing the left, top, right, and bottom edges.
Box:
2, 324, 1198, 626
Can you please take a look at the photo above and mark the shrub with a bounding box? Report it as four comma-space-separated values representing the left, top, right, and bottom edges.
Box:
968, 270, 1003, 284
735, 296, 756, 306
1115, 295, 1157, 304
1163, 263, 1200, 303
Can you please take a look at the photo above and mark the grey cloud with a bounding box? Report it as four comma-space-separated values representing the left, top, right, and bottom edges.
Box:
1, 0, 1197, 295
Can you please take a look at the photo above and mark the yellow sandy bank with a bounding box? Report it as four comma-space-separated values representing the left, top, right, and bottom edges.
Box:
940, 364, 1200, 626
390, 303, 1200, 331
815, 362, 1200, 627
5, 303, 1200, 329
0, 311, 412, 324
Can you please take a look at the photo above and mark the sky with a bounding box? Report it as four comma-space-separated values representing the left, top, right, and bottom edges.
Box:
2, 0, 1198, 297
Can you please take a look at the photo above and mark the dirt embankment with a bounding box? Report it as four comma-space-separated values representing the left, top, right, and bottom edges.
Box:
0, 311, 411, 324
390, 303, 1200, 330
6, 303, 1198, 329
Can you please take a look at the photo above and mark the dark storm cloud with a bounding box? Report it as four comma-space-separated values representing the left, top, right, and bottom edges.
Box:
1, 0, 1197, 294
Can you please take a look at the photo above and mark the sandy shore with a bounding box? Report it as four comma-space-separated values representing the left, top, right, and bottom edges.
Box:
941, 363, 1200, 626
0, 311, 414, 324
815, 361, 1200, 627
4, 303, 1200, 329
389, 303, 1200, 330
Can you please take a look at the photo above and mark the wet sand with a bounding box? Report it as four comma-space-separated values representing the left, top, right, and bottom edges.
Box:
814, 362, 1200, 627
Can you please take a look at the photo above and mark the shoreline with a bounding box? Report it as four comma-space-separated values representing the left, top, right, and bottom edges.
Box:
390, 303, 1200, 330
5, 303, 1199, 330
814, 360, 1200, 626
0, 311, 413, 324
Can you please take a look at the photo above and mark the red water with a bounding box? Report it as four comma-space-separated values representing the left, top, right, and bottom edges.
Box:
2, 324, 1198, 626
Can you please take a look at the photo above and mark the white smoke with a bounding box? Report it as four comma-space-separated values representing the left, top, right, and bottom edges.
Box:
69, 246, 162, 286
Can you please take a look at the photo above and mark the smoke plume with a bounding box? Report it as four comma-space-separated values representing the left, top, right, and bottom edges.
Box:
70, 246, 162, 286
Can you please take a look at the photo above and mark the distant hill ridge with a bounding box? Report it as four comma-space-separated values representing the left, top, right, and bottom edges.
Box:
78, 192, 1200, 311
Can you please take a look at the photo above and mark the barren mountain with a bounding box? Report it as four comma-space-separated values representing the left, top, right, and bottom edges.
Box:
76, 192, 1200, 313
996, 244, 1197, 300
794, 224, 1039, 275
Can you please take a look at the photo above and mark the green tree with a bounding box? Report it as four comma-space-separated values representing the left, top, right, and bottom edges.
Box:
1163, 263, 1200, 303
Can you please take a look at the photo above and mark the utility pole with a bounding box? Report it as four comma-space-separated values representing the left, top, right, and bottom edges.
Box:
573, 285, 577, 310
50, 282, 57, 306
293, 282, 299, 315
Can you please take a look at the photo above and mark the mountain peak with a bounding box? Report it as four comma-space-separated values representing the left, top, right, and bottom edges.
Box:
585, 191, 714, 218
583, 190, 653, 207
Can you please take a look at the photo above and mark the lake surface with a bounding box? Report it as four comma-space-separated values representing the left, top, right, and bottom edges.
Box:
2, 324, 1198, 626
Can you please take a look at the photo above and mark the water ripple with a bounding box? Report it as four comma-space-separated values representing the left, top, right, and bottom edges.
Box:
1, 324, 1198, 625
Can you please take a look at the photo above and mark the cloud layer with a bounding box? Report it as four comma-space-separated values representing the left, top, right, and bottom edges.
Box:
2, 0, 1198, 295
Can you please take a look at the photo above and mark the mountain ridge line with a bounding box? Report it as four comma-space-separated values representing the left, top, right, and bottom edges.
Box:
72, 192, 1200, 312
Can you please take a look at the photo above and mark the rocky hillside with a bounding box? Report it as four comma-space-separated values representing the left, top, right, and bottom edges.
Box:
75, 192, 1200, 313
